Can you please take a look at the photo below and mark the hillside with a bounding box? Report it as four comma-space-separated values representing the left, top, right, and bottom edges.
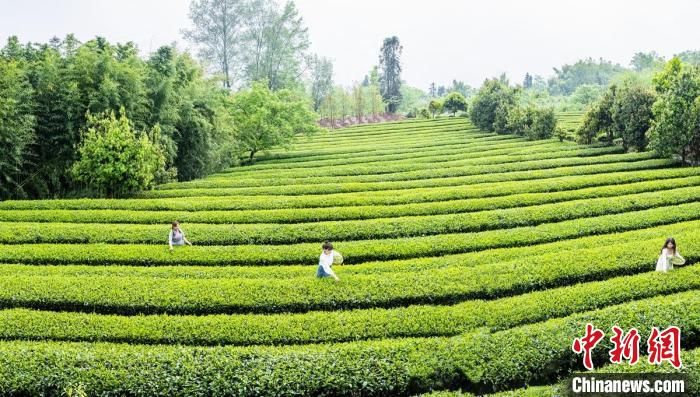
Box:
0, 116, 698, 395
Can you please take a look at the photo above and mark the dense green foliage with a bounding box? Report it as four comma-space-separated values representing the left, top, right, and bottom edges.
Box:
649, 57, 700, 163
71, 110, 166, 197
442, 92, 467, 116
0, 36, 237, 199
229, 82, 320, 162
3, 117, 699, 395
0, 58, 35, 199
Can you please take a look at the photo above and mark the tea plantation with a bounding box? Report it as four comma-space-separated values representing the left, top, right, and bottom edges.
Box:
0, 116, 698, 396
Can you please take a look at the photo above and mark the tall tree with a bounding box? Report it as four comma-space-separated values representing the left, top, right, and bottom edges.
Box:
309, 55, 333, 111
428, 82, 436, 98
242, 0, 310, 90
523, 73, 533, 89
352, 84, 365, 121
649, 58, 700, 163
379, 36, 402, 113
611, 82, 656, 151
0, 58, 35, 199
183, 0, 247, 89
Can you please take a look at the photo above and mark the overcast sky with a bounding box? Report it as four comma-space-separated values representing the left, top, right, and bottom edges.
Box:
2, 0, 699, 90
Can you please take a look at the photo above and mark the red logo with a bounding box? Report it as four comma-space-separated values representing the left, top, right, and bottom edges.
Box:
647, 326, 682, 369
609, 326, 640, 365
573, 324, 682, 369
572, 323, 606, 370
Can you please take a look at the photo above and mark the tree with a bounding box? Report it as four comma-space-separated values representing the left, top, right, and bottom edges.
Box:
241, 0, 311, 91
648, 58, 700, 163
547, 57, 625, 95
229, 82, 320, 162
352, 84, 365, 121
523, 73, 533, 89
309, 55, 333, 111
449, 80, 474, 99
442, 92, 467, 116
571, 84, 604, 107
379, 36, 402, 113
428, 99, 443, 118
398, 85, 428, 115
676, 50, 700, 66
437, 85, 446, 97
611, 83, 656, 151
71, 109, 165, 197
630, 51, 664, 72
428, 82, 436, 98
527, 107, 557, 140
576, 85, 617, 145
504, 106, 556, 140
469, 78, 518, 131
183, 0, 247, 89
0, 59, 35, 199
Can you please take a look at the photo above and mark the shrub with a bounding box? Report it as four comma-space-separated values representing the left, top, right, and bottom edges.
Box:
71, 109, 165, 197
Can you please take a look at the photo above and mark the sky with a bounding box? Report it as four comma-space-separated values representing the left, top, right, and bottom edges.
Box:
1, 0, 699, 90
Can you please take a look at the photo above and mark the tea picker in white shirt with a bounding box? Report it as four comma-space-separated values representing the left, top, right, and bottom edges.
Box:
316, 241, 341, 281
656, 237, 685, 272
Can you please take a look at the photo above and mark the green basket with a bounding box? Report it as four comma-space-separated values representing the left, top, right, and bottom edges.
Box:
671, 256, 686, 266
332, 251, 344, 265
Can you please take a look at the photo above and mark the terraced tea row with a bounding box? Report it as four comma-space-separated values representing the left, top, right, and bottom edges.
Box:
4, 202, 700, 266
0, 292, 695, 396
139, 158, 674, 197
2, 117, 694, 396
4, 174, 700, 224
156, 152, 658, 190
0, 266, 697, 346
4, 166, 698, 212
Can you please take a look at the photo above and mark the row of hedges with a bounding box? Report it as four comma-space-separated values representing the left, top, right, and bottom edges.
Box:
0, 266, 697, 345
3, 166, 698, 211
138, 158, 673, 198
274, 125, 487, 156
213, 140, 574, 178
0, 291, 696, 396
6, 185, 700, 245
225, 134, 544, 172
156, 152, 657, 190
178, 146, 623, 184
0, 235, 697, 315
2, 202, 700, 266
2, 214, 699, 280
6, 175, 698, 225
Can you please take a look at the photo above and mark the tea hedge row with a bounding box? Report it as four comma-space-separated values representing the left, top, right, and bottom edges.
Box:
4, 166, 697, 212
160, 152, 656, 190
3, 214, 700, 281
3, 202, 700, 266
0, 266, 697, 346
7, 185, 700, 245
183, 146, 622, 184
4, 175, 699, 225
0, 236, 695, 315
0, 292, 695, 396
215, 140, 571, 178
138, 159, 674, 197
255, 133, 511, 164
222, 138, 563, 172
